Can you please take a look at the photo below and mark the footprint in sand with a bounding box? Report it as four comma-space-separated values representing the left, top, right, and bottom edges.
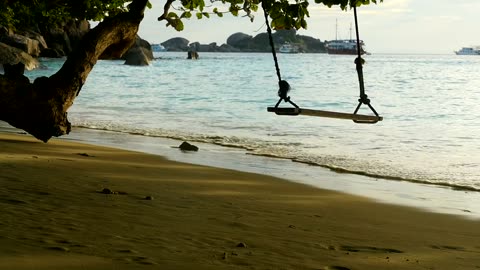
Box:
116, 249, 138, 254
131, 256, 156, 265
76, 153, 95, 157
430, 245, 466, 251
339, 245, 403, 253
46, 246, 69, 252
55, 239, 74, 245
324, 266, 351, 270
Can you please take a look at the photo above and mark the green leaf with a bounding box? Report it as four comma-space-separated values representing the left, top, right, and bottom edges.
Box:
181, 11, 192, 18
167, 12, 178, 18
174, 19, 184, 31
271, 16, 286, 30
301, 18, 307, 29
196, 12, 203, 19
229, 6, 239, 16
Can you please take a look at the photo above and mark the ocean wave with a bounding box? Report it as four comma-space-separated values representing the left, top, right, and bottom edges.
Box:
72, 122, 480, 193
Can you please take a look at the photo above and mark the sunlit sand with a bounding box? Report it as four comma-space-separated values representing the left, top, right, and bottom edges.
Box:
1, 133, 479, 269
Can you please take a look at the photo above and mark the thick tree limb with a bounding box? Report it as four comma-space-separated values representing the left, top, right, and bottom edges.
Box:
0, 0, 149, 142
157, 0, 177, 25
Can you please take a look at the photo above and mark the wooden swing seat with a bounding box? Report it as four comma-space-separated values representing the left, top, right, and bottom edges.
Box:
263, 5, 382, 125
267, 107, 383, 123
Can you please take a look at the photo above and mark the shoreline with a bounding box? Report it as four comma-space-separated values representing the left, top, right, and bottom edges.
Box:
2, 131, 480, 269
2, 125, 479, 219
55, 127, 480, 219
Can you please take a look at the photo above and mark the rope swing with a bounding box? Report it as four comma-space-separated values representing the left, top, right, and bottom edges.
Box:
264, 2, 383, 124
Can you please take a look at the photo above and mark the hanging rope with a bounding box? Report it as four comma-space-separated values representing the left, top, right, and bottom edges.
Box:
266, 1, 382, 122
353, 4, 368, 104
352, 3, 380, 123
262, 3, 298, 108
262, 4, 281, 82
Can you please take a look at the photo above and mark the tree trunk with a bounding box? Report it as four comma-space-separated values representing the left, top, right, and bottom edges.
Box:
0, 0, 149, 142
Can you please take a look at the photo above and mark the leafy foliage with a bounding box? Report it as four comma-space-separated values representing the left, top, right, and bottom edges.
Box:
0, 0, 137, 30
161, 0, 382, 31
0, 0, 381, 32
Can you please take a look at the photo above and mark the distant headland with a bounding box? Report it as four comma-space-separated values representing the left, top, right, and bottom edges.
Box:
157, 29, 326, 53
0, 23, 326, 69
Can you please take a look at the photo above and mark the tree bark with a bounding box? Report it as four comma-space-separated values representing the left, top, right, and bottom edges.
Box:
0, 0, 149, 142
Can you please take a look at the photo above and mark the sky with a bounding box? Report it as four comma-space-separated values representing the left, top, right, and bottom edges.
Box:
137, 0, 480, 54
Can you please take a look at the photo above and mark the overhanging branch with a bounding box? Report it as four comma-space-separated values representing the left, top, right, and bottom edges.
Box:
0, 0, 150, 142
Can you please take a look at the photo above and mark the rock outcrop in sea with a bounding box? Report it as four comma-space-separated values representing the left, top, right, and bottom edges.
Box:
160, 29, 326, 53
1, 20, 154, 66
1, 24, 325, 72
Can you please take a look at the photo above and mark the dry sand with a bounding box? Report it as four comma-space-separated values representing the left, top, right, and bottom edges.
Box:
1, 133, 480, 270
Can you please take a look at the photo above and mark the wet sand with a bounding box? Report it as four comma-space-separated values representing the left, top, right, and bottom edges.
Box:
1, 133, 480, 269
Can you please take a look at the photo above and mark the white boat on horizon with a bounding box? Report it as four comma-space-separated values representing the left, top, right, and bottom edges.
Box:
278, 42, 299, 54
326, 20, 367, 55
152, 44, 167, 52
326, 39, 366, 55
455, 47, 480, 55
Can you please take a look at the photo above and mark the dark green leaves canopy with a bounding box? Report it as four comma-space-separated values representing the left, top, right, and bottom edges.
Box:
0, 0, 134, 29
0, 0, 381, 31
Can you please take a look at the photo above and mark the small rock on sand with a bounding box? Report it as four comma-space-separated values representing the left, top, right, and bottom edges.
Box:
100, 188, 117, 194
179, 141, 199, 151
236, 242, 247, 248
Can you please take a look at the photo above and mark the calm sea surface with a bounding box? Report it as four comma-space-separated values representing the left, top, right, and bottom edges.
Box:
27, 52, 480, 191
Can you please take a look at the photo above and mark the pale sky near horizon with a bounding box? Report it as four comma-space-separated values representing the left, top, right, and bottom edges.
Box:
137, 0, 480, 54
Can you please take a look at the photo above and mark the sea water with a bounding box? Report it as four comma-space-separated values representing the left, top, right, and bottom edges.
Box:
24, 52, 480, 193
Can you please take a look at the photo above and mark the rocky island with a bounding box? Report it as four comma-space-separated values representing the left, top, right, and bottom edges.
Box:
160, 29, 326, 53
1, 24, 324, 72
1, 19, 153, 68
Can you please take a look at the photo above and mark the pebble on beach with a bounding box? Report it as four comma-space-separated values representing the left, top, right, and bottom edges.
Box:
100, 188, 117, 194
178, 141, 199, 152
236, 242, 247, 248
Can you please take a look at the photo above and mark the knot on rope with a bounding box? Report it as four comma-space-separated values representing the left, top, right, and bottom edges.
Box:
278, 80, 291, 100
354, 57, 365, 66
358, 94, 370, 104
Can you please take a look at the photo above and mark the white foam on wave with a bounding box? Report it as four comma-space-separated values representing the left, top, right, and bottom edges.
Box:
71, 119, 480, 192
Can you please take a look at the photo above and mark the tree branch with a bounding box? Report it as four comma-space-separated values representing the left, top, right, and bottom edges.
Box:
0, 0, 149, 142
157, 0, 177, 25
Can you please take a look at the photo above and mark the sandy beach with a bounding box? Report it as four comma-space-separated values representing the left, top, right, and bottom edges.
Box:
1, 132, 480, 270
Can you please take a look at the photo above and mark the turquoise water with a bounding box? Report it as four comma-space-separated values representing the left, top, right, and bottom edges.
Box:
26, 52, 480, 191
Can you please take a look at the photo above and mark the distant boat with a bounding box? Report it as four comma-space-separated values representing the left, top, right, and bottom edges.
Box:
326, 20, 367, 55
326, 39, 366, 55
455, 47, 480, 55
279, 42, 299, 54
152, 44, 167, 52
